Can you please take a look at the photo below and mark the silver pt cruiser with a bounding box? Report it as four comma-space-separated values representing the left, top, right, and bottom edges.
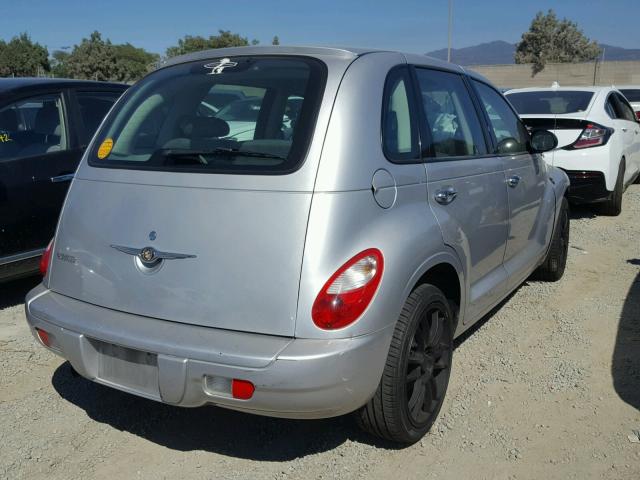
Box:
26, 46, 569, 444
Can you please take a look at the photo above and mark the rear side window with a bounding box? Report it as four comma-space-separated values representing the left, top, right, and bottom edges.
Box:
473, 81, 529, 155
613, 93, 637, 122
0, 93, 67, 160
415, 68, 487, 158
88, 56, 326, 174
382, 67, 419, 162
507, 91, 594, 115
76, 91, 122, 139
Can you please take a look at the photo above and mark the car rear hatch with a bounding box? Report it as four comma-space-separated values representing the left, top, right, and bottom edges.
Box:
46, 52, 344, 337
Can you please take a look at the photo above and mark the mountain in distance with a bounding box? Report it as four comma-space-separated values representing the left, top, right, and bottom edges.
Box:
426, 40, 640, 65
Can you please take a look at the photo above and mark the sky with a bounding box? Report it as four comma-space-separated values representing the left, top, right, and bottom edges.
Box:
1, 0, 638, 55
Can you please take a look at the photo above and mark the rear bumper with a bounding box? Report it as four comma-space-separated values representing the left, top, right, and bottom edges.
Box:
563, 170, 611, 204
25, 284, 391, 419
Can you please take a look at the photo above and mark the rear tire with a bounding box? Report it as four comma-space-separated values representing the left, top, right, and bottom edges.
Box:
533, 197, 569, 282
600, 160, 625, 216
356, 284, 453, 444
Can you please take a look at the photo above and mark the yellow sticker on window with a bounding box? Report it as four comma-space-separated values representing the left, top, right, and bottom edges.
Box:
97, 138, 113, 159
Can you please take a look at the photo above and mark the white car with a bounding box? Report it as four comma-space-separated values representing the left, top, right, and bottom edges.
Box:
506, 86, 640, 215
618, 86, 640, 121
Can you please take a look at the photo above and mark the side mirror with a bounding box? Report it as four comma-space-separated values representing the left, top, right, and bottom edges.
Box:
530, 130, 558, 153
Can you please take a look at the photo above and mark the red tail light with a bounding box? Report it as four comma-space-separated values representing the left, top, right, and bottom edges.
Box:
312, 249, 384, 330
36, 328, 52, 347
40, 239, 53, 276
571, 123, 611, 149
635, 110, 640, 121
231, 379, 255, 400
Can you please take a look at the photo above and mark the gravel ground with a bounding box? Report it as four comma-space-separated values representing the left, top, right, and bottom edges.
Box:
1, 186, 639, 480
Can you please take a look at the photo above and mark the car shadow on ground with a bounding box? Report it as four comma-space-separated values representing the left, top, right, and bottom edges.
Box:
569, 204, 597, 220
50, 285, 524, 459
51, 362, 403, 460
0, 276, 40, 310
612, 263, 640, 411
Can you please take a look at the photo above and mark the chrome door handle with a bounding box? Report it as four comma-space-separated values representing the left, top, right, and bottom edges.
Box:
51, 174, 74, 183
507, 175, 521, 188
434, 187, 457, 205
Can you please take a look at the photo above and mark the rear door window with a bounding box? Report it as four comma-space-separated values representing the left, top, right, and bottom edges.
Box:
0, 93, 67, 160
75, 91, 123, 140
415, 68, 487, 158
473, 81, 530, 155
88, 56, 326, 174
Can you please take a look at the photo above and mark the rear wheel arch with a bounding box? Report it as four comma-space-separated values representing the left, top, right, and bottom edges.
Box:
410, 261, 462, 332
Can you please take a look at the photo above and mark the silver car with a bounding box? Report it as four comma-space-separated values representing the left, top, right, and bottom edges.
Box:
25, 46, 569, 444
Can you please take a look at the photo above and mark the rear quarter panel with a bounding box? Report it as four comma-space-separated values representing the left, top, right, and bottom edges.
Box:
296, 52, 465, 340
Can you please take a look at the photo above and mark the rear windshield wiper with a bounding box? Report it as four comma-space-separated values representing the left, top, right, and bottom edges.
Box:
160, 148, 287, 161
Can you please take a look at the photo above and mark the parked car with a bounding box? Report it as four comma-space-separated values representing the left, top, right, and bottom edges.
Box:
505, 86, 640, 215
25, 47, 568, 444
618, 86, 640, 120
0, 78, 128, 282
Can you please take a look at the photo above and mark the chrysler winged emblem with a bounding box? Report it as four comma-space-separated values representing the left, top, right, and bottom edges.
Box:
204, 58, 238, 75
111, 244, 196, 264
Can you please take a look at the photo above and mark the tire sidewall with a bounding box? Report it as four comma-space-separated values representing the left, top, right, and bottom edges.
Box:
396, 286, 454, 442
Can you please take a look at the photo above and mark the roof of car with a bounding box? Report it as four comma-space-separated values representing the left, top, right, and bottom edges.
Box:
161, 45, 483, 79
0, 77, 128, 95
505, 86, 613, 94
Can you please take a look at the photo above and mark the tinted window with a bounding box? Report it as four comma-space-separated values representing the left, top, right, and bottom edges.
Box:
0, 93, 67, 160
613, 93, 637, 122
415, 68, 487, 158
382, 67, 419, 162
473, 81, 529, 155
506, 91, 594, 115
620, 89, 640, 103
76, 91, 122, 138
88, 56, 326, 174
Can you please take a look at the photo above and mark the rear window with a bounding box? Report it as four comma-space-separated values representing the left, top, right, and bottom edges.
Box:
506, 91, 594, 115
620, 89, 640, 103
88, 56, 326, 174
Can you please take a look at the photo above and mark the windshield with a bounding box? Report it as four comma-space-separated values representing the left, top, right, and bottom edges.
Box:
506, 91, 594, 115
88, 56, 326, 174
620, 89, 640, 103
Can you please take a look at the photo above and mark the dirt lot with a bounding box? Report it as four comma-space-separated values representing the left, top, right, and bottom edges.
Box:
1, 186, 639, 480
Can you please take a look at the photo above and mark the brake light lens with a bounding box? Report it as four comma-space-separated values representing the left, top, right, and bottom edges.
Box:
572, 123, 610, 149
231, 379, 255, 400
635, 110, 640, 121
312, 249, 384, 330
40, 239, 53, 276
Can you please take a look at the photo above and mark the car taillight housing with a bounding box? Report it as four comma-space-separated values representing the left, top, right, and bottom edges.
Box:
568, 123, 612, 149
312, 249, 384, 330
635, 110, 640, 121
40, 239, 53, 276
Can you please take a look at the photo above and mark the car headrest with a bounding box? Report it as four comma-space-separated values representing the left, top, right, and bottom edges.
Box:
179, 116, 230, 138
0, 108, 18, 131
34, 103, 60, 135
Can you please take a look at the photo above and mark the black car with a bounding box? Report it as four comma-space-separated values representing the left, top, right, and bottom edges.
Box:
0, 78, 128, 282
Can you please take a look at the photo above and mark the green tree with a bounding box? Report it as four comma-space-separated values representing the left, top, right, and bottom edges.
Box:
65, 31, 117, 81
112, 43, 159, 82
166, 30, 258, 57
64, 32, 158, 82
272, 35, 280, 46
0, 33, 49, 77
50, 50, 70, 78
515, 10, 601, 75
